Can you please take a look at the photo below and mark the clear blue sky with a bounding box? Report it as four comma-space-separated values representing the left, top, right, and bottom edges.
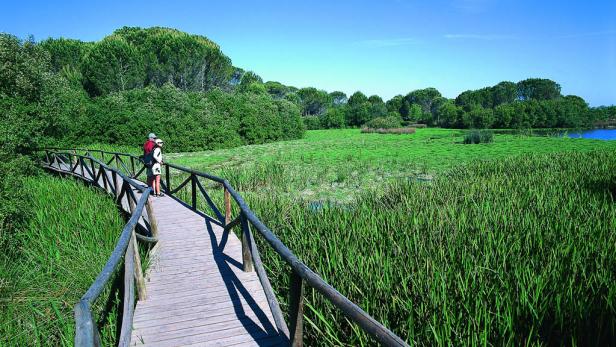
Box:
1, 0, 615, 105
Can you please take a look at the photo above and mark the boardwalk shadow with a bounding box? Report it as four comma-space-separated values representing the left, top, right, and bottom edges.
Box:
203, 217, 283, 345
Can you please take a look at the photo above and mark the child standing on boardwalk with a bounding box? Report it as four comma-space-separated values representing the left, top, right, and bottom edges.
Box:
151, 139, 164, 197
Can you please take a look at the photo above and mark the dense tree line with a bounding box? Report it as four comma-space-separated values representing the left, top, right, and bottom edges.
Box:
256, 76, 611, 130
1, 29, 305, 154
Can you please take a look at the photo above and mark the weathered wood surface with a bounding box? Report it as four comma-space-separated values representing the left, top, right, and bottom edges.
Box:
48, 158, 285, 347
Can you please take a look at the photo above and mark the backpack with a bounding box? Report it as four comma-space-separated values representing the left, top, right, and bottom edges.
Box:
140, 150, 154, 167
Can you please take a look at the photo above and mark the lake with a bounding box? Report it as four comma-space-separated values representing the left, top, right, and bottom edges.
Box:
567, 129, 616, 140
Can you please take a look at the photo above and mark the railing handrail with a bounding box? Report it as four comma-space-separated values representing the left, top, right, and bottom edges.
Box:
50, 150, 147, 192
42, 147, 408, 346
41, 149, 156, 347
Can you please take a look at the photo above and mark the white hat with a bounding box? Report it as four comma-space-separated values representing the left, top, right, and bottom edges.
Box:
155, 138, 163, 145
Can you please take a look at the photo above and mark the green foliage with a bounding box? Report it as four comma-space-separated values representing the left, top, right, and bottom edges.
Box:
275, 99, 306, 139
329, 91, 347, 106
81, 36, 145, 96
463, 129, 494, 144
0, 34, 50, 101
367, 94, 383, 104
297, 87, 331, 116
347, 91, 368, 107
0, 175, 125, 345
345, 101, 370, 126
264, 81, 289, 99
303, 115, 322, 130
238, 70, 263, 92
78, 85, 303, 151
492, 81, 518, 106
385, 95, 404, 114
320, 107, 346, 129
465, 105, 494, 128
405, 87, 441, 115
39, 38, 92, 86
517, 78, 561, 101
113, 27, 232, 92
363, 115, 402, 129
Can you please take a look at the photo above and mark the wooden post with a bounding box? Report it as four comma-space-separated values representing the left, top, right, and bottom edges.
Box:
288, 270, 305, 347
131, 230, 147, 301
44, 150, 50, 165
130, 156, 136, 178
72, 149, 77, 164
102, 167, 108, 192
115, 154, 120, 171
224, 186, 231, 226
128, 185, 136, 215
239, 212, 254, 272
112, 170, 119, 199
191, 174, 197, 210
165, 165, 170, 193
80, 157, 85, 177
145, 197, 159, 238
90, 158, 96, 182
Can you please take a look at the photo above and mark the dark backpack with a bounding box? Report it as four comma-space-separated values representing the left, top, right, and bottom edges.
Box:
140, 150, 154, 167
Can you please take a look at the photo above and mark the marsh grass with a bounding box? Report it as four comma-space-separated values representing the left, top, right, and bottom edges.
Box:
0, 175, 126, 346
463, 130, 494, 144
184, 150, 616, 346
168, 129, 616, 201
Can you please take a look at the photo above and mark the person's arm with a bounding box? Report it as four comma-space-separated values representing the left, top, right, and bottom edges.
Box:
154, 148, 163, 164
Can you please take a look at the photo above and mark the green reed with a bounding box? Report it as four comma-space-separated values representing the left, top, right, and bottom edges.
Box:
214, 150, 616, 346
0, 175, 126, 346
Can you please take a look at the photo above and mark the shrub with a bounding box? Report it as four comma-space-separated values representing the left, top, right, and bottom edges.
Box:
303, 116, 322, 130
364, 116, 402, 129
464, 129, 494, 144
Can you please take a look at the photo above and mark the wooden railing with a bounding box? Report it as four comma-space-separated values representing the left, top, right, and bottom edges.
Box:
41, 149, 158, 347
43, 148, 408, 347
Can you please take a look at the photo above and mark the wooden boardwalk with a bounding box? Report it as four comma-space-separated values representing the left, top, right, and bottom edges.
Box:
49, 159, 286, 347
130, 195, 284, 347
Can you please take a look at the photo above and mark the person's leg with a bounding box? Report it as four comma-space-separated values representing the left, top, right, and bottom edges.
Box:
155, 175, 161, 196
147, 174, 155, 195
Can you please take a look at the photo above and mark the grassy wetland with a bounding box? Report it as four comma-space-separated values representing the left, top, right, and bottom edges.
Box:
0, 176, 125, 346
163, 129, 616, 345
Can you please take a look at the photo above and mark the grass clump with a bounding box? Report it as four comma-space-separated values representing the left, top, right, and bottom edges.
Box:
363, 116, 403, 129
361, 127, 416, 134
464, 129, 494, 144
0, 175, 125, 346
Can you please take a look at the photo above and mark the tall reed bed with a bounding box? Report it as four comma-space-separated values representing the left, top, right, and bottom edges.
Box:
214, 150, 616, 345
0, 176, 125, 346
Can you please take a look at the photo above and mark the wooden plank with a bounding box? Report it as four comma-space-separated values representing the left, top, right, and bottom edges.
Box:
131, 319, 278, 347
134, 288, 269, 310
132, 310, 275, 338
132, 304, 271, 328
132, 296, 272, 323
145, 281, 265, 302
